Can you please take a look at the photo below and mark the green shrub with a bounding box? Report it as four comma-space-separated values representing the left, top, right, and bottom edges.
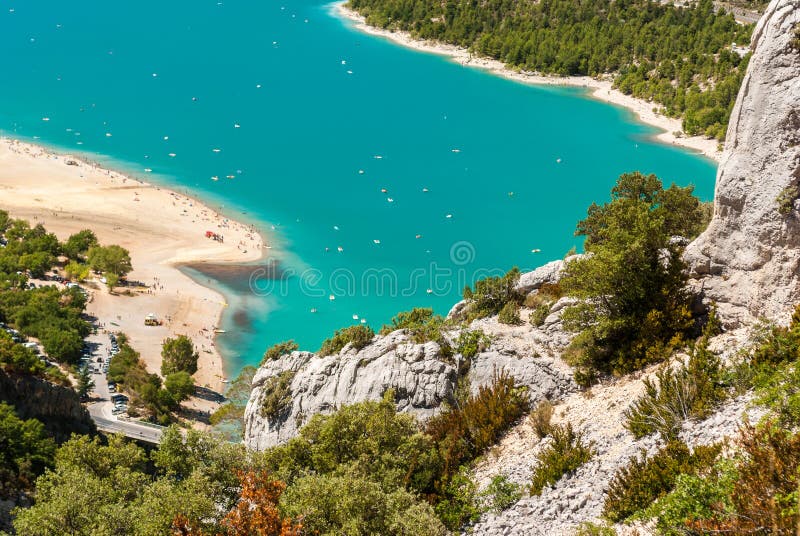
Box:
318, 325, 375, 356
530, 303, 551, 327
777, 184, 799, 215
261, 340, 298, 364
638, 458, 737, 536
454, 329, 489, 359
574, 522, 616, 536
529, 399, 554, 439
0, 402, 55, 497
623, 338, 724, 440
462, 267, 523, 320
560, 172, 703, 383
530, 424, 593, 495
427, 372, 529, 488
603, 441, 721, 522
259, 370, 295, 420
380, 307, 436, 335
477, 474, 522, 513
498, 301, 522, 325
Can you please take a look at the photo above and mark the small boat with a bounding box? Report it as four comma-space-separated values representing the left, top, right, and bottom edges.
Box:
226, 175, 235, 179
426, 289, 433, 294
234, 123, 241, 128
168, 153, 176, 157
381, 188, 388, 193
451, 148, 461, 153
311, 308, 318, 313
214, 329, 226, 333
373, 239, 381, 244
387, 198, 394, 203
329, 294, 335, 301
374, 155, 383, 159
341, 60, 347, 65
446, 214, 453, 219
346, 70, 353, 75
422, 187, 429, 192
212, 148, 221, 153
163, 136, 169, 140
352, 314, 359, 320
105, 132, 112, 137
334, 225, 340, 231
415, 234, 422, 239
337, 246, 344, 252
358, 169, 365, 174
211, 176, 219, 181
556, 158, 562, 163
42, 117, 50, 121
144, 168, 152, 173
360, 319, 366, 324
531, 248, 541, 253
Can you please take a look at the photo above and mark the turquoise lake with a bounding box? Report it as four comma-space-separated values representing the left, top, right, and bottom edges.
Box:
0, 0, 717, 377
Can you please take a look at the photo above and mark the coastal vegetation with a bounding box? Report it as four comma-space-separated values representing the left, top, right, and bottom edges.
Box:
161, 335, 199, 376
461, 267, 523, 321
529, 424, 593, 495
261, 340, 299, 364
560, 172, 709, 385
347, 0, 753, 139
318, 324, 375, 356
0, 402, 55, 502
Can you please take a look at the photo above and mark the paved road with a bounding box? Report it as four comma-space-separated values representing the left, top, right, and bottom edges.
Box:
85, 330, 164, 444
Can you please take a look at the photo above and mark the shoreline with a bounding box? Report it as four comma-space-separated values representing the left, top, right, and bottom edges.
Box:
0, 136, 268, 399
336, 3, 722, 163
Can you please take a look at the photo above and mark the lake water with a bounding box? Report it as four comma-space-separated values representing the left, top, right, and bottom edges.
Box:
0, 0, 717, 376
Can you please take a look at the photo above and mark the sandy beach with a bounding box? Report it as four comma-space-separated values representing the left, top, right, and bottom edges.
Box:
337, 3, 723, 163
0, 137, 266, 397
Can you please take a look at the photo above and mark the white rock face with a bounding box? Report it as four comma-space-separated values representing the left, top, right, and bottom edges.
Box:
684, 0, 800, 327
243, 265, 579, 450
514, 256, 580, 294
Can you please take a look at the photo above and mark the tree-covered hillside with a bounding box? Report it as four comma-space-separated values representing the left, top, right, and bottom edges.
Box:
347, 0, 753, 140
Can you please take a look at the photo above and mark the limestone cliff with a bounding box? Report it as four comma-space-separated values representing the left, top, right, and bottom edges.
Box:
684, 0, 800, 327
243, 285, 577, 450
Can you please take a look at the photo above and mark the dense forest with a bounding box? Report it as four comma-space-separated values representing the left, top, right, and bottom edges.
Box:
347, 0, 753, 140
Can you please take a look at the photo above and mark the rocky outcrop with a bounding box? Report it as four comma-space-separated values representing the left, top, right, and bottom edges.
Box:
0, 369, 95, 442
684, 0, 800, 327
243, 266, 579, 450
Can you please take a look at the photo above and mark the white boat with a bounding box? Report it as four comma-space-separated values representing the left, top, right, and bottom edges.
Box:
387, 198, 394, 203
311, 308, 318, 313
329, 294, 335, 301
212, 148, 221, 153
373, 239, 381, 244
352, 314, 359, 320
446, 214, 453, 219
531, 248, 541, 253
211, 176, 219, 181
337, 246, 344, 252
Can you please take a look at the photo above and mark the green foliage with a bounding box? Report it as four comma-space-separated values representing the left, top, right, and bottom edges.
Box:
0, 331, 48, 379
477, 474, 523, 513
624, 339, 724, 440
0, 219, 59, 279
529, 399, 554, 439
454, 329, 489, 359
12, 431, 252, 535
259, 370, 295, 420
260, 340, 299, 365
380, 307, 436, 335
348, 0, 751, 139
433, 466, 481, 529
62, 230, 98, 260
280, 468, 449, 536
87, 244, 132, 276
603, 441, 721, 522
529, 424, 593, 495
530, 303, 551, 327
64, 260, 90, 282
0, 285, 90, 365
498, 300, 522, 325
160, 335, 198, 376
164, 371, 195, 403
561, 172, 703, 383
574, 522, 617, 536
0, 402, 55, 498
462, 267, 523, 320
793, 25, 800, 52
318, 324, 375, 356
426, 372, 529, 490
76, 364, 94, 399
776, 184, 799, 215
638, 458, 737, 535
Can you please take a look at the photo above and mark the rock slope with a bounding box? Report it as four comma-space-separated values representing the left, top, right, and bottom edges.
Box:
244, 288, 577, 450
684, 0, 800, 327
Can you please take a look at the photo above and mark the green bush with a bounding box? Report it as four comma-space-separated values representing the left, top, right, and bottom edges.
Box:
477, 474, 522, 513
574, 522, 617, 536
319, 324, 375, 356
561, 172, 704, 383
427, 372, 529, 487
623, 334, 724, 440
160, 335, 199, 376
530, 424, 593, 495
603, 441, 721, 522
530, 303, 551, 327
776, 184, 799, 215
454, 329, 489, 359
0, 402, 55, 498
462, 267, 523, 320
260, 340, 298, 364
498, 301, 522, 325
259, 370, 295, 420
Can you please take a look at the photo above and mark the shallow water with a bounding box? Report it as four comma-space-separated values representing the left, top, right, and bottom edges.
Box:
0, 0, 717, 376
